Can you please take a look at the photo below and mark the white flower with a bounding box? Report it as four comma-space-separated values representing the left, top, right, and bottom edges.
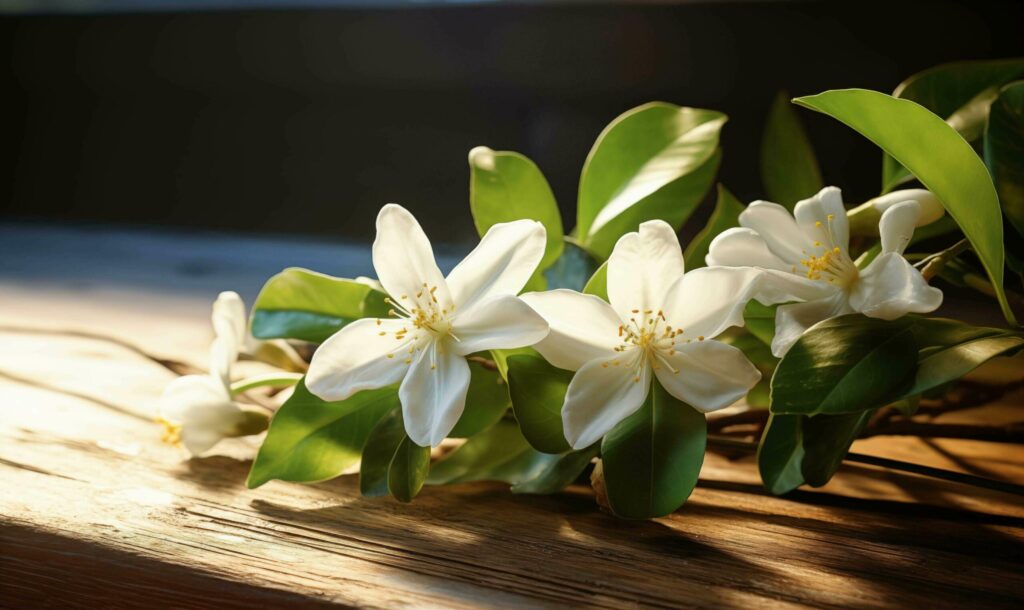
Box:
707, 186, 943, 357
305, 204, 550, 448
522, 220, 787, 450
158, 292, 267, 456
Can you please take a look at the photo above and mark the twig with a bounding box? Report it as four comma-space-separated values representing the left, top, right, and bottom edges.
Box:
920, 238, 970, 280
466, 355, 499, 371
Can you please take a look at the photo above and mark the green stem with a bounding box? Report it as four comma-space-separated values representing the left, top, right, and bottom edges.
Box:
230, 372, 303, 397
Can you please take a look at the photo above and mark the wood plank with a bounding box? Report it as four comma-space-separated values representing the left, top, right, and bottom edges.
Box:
2, 223, 1023, 608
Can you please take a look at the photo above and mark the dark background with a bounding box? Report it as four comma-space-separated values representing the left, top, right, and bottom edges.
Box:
3, 0, 1023, 245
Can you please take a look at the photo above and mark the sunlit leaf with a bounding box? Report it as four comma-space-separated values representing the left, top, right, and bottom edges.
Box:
507, 354, 573, 454
448, 360, 511, 438
760, 92, 823, 208
683, 184, 745, 268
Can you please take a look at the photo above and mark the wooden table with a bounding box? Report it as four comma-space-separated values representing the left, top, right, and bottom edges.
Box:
2, 223, 1023, 608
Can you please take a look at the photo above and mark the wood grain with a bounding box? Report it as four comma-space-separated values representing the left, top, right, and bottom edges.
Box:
1, 224, 1023, 608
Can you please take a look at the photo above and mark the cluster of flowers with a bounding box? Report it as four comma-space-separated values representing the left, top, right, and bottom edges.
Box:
159, 186, 944, 457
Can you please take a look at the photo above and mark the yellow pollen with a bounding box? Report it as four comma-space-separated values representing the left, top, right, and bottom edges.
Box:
404, 358, 412, 364
157, 417, 181, 445
387, 354, 394, 358
633, 376, 640, 383
376, 319, 382, 326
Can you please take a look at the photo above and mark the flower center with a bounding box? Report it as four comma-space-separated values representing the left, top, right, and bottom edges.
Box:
381, 283, 457, 366
157, 416, 182, 445
606, 308, 697, 380
797, 214, 858, 288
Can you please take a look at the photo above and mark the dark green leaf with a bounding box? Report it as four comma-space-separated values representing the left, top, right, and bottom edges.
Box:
359, 407, 406, 497
757, 414, 806, 495
601, 381, 707, 519
507, 354, 574, 454
388, 435, 431, 503
770, 314, 917, 416
907, 318, 1024, 396
985, 81, 1024, 238
449, 360, 511, 438
884, 59, 1024, 191
544, 238, 600, 290
683, 184, 746, 268
576, 103, 726, 260
795, 89, 1016, 324
801, 410, 875, 487
468, 146, 565, 270
760, 92, 823, 208
742, 300, 778, 348
582, 262, 609, 301
251, 268, 390, 343
247, 381, 398, 488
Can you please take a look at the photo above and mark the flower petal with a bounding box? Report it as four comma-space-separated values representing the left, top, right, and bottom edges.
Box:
607, 220, 685, 320
446, 220, 546, 311
706, 227, 791, 271
662, 266, 832, 342
849, 252, 943, 320
520, 289, 622, 371
306, 318, 414, 401
210, 291, 248, 383
869, 189, 945, 226
794, 186, 849, 254
878, 200, 921, 255
562, 353, 650, 450
450, 294, 549, 356
771, 291, 853, 357
654, 340, 760, 412
400, 339, 471, 447
372, 204, 452, 309
158, 374, 240, 456
739, 201, 813, 264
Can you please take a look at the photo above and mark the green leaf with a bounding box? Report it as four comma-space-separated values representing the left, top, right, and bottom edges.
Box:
448, 360, 511, 438
427, 420, 594, 495
251, 268, 390, 343
795, 89, 1016, 324
907, 318, 1024, 396
544, 238, 600, 290
247, 381, 398, 488
582, 262, 609, 301
601, 381, 707, 519
757, 414, 805, 495
760, 92, 824, 208
985, 81, 1024, 238
576, 103, 726, 260
742, 300, 777, 348
489, 346, 536, 382
359, 407, 406, 497
507, 354, 573, 454
883, 59, 1024, 192
770, 314, 917, 416
800, 410, 875, 487
683, 184, 745, 268
388, 435, 431, 502
468, 146, 565, 270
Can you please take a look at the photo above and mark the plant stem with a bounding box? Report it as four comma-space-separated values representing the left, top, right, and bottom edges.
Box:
230, 372, 304, 396
920, 238, 970, 281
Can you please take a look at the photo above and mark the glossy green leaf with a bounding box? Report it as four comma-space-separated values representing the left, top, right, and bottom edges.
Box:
448, 360, 511, 438
683, 184, 745, 268
359, 407, 406, 497
388, 435, 431, 502
907, 318, 1024, 396
800, 410, 875, 487
247, 381, 398, 488
507, 354, 573, 454
742, 300, 777, 348
985, 82, 1024, 238
577, 103, 726, 260
795, 89, 1016, 324
488, 346, 536, 382
601, 381, 707, 519
760, 92, 823, 208
770, 314, 917, 416
468, 146, 565, 270
251, 268, 390, 343
426, 420, 594, 495
543, 238, 600, 290
582, 262, 609, 301
757, 414, 805, 495
883, 59, 1024, 191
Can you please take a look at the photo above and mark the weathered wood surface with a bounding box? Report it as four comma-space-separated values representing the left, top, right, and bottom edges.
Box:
1, 223, 1023, 608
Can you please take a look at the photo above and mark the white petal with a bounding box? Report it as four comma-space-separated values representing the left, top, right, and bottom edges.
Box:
849, 252, 943, 320
654, 340, 760, 412
661, 266, 831, 342
450, 294, 549, 356
446, 220, 546, 311
794, 186, 849, 254
771, 291, 853, 357
306, 318, 414, 401
869, 189, 945, 226
706, 227, 791, 271
209, 291, 248, 383
562, 353, 651, 450
607, 220, 685, 320
520, 290, 622, 371
372, 204, 452, 309
158, 375, 240, 456
208, 336, 236, 388
399, 339, 471, 447
878, 200, 921, 255
739, 201, 813, 264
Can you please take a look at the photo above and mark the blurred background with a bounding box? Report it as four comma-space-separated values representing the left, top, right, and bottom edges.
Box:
2, 0, 1023, 246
